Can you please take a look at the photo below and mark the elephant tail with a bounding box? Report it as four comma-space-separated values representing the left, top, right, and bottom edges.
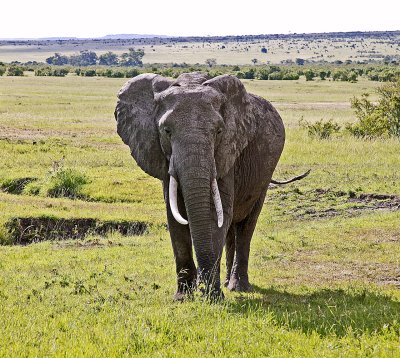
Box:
270, 169, 311, 187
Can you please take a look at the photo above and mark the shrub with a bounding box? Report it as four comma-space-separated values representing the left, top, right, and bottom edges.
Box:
35, 67, 69, 77
0, 65, 6, 76
347, 78, 400, 138
256, 68, 271, 80
300, 118, 341, 139
82, 69, 96, 77
268, 72, 283, 80
282, 72, 300, 80
7, 66, 24, 76
125, 69, 140, 78
243, 68, 255, 79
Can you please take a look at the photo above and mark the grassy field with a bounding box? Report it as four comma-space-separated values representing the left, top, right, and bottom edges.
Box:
2, 33, 400, 65
0, 75, 399, 356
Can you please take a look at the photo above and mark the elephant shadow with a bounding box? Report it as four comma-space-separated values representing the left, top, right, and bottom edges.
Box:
226, 285, 400, 337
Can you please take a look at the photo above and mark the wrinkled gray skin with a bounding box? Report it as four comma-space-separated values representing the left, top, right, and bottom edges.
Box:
115, 72, 285, 300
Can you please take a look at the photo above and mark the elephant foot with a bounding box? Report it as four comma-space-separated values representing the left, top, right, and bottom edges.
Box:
227, 277, 253, 292
174, 280, 196, 302
200, 286, 225, 302
173, 291, 190, 302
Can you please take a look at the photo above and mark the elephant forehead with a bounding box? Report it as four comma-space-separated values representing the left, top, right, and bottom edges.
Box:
157, 85, 222, 106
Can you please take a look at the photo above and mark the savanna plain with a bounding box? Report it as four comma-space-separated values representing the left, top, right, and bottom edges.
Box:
0, 72, 399, 356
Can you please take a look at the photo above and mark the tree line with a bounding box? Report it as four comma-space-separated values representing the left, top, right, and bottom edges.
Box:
45, 48, 144, 66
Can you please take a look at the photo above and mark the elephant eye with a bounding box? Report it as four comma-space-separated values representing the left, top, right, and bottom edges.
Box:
164, 127, 172, 135
217, 127, 223, 135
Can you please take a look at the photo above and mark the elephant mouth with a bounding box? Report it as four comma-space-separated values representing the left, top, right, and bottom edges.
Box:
169, 175, 224, 228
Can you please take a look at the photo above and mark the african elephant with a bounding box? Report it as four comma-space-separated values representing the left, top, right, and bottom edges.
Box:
114, 72, 296, 300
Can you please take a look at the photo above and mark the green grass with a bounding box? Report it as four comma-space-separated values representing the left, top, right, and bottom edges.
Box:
0, 75, 399, 356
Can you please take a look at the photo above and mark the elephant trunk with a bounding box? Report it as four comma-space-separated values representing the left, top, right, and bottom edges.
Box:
170, 149, 223, 294
169, 169, 223, 229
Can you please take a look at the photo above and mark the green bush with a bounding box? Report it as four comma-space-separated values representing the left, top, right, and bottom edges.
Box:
82, 69, 96, 77
243, 68, 255, 79
282, 72, 300, 80
268, 72, 283, 80
304, 69, 315, 81
256, 68, 272, 80
347, 78, 400, 138
7, 66, 24, 76
35, 67, 69, 77
125, 69, 141, 78
300, 118, 341, 139
0, 65, 6, 76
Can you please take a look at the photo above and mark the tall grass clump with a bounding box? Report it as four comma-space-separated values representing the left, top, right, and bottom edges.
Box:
46, 168, 88, 198
23, 165, 89, 199
347, 78, 400, 138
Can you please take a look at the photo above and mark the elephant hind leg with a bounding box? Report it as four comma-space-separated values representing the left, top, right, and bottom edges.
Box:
224, 225, 236, 287
228, 192, 266, 292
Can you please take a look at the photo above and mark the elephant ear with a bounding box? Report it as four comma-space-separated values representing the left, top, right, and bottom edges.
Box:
203, 75, 257, 178
114, 74, 172, 180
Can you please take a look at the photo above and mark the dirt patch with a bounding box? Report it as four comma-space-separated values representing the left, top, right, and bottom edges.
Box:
280, 257, 400, 288
282, 189, 400, 220
53, 237, 124, 249
275, 102, 351, 110
5, 217, 149, 245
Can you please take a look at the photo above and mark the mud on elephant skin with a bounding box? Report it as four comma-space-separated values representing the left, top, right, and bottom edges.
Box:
114, 72, 306, 301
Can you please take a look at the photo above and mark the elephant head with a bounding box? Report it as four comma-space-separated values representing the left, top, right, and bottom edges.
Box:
114, 72, 261, 293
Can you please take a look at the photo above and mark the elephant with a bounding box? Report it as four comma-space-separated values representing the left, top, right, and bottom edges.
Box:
114, 72, 307, 300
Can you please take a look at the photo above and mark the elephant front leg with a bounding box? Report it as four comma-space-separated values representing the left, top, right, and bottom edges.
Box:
163, 180, 197, 301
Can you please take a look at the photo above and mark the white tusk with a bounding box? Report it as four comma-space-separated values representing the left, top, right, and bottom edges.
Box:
211, 178, 224, 228
169, 176, 188, 225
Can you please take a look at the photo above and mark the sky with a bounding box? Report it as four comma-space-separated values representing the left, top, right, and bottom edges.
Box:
1, 0, 399, 39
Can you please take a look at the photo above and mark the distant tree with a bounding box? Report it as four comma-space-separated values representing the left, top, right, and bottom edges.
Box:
295, 58, 305, 65
79, 51, 98, 66
261, 47, 268, 54
304, 69, 315, 81
251, 58, 258, 65
119, 48, 144, 66
205, 58, 217, 67
0, 65, 6, 76
46, 53, 69, 65
241, 68, 255, 79
69, 51, 98, 66
98, 52, 119, 66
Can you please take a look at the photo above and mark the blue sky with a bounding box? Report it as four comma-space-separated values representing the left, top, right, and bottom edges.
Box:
1, 0, 399, 38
